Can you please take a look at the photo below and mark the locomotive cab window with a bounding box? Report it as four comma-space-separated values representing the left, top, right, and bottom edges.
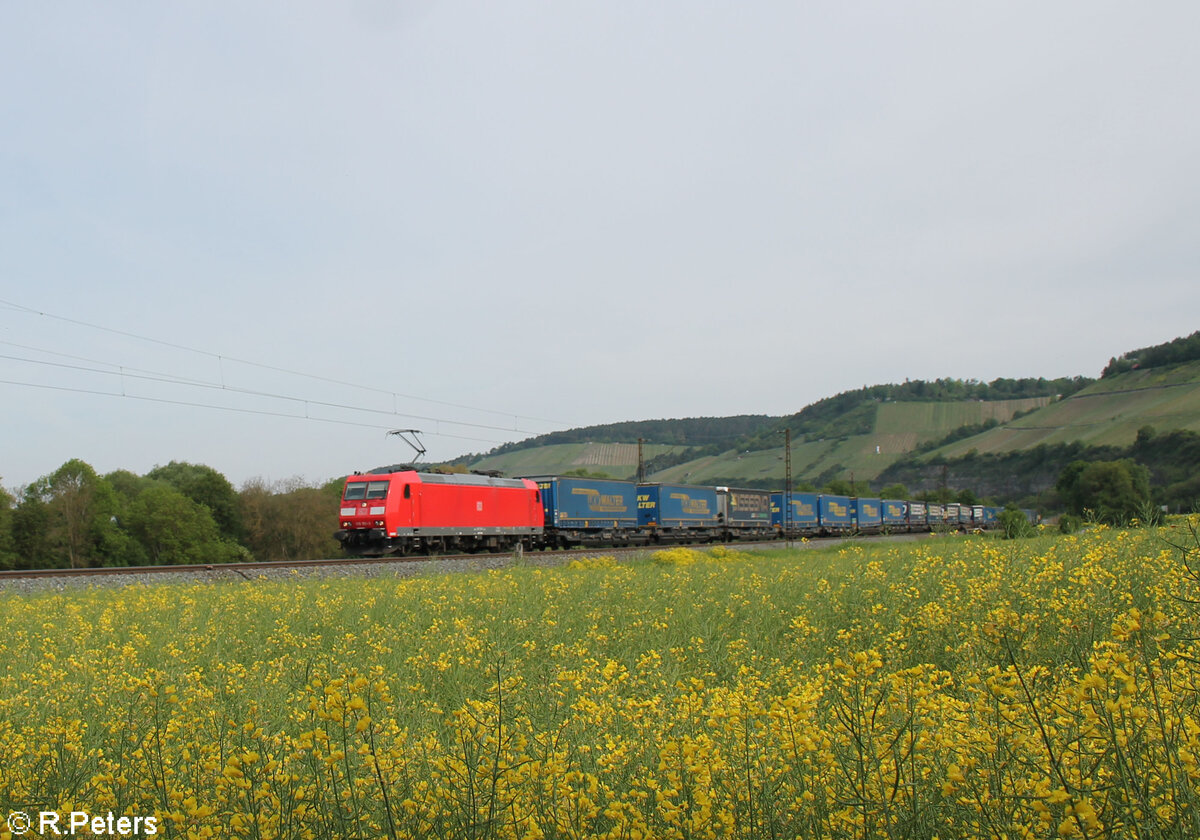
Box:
343, 483, 368, 501
403, 485, 411, 499
365, 481, 390, 500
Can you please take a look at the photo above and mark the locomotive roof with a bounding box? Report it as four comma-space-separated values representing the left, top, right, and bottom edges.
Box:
350, 471, 529, 489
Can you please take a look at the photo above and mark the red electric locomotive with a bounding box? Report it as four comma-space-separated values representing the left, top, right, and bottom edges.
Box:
335, 470, 543, 556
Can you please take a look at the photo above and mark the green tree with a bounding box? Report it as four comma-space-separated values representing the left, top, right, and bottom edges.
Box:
19, 460, 127, 568
49, 460, 107, 568
823, 478, 870, 497
146, 461, 244, 543
879, 483, 909, 500
1056, 459, 1150, 525
11, 492, 52, 569
916, 487, 955, 505
998, 504, 1035, 539
105, 469, 150, 502
104, 470, 156, 566
0, 483, 18, 570
562, 468, 616, 479
125, 483, 244, 565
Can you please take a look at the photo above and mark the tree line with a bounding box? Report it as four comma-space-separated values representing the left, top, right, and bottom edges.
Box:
481, 415, 774, 460
0, 460, 344, 570
739, 376, 1094, 450
877, 427, 1200, 519
1102, 330, 1200, 378
480, 376, 1098, 463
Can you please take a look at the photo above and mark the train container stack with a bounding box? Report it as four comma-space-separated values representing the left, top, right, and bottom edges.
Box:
945, 503, 961, 528
819, 495, 854, 534
770, 492, 820, 535
926, 504, 944, 529
907, 501, 928, 532
336, 465, 1017, 557
882, 499, 908, 530
975, 505, 1002, 528
637, 483, 721, 541
530, 475, 638, 547
853, 498, 884, 534
716, 487, 774, 539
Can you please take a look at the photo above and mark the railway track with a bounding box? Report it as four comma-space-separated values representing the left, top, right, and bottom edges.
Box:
0, 533, 927, 591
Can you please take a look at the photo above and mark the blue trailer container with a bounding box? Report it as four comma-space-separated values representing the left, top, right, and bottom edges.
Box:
819, 495, 854, 532
771, 492, 820, 532
853, 498, 883, 532
638, 483, 720, 530
980, 506, 1001, 527
908, 501, 927, 531
530, 476, 637, 529
926, 504, 944, 528
881, 499, 908, 529
958, 505, 973, 528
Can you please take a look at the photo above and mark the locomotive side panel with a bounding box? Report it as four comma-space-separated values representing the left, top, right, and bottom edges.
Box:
336, 471, 541, 554
413, 474, 542, 534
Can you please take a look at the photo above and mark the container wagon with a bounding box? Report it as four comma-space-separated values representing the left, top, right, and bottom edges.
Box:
853, 498, 884, 534
926, 504, 944, 530
716, 487, 773, 539
819, 495, 854, 534
529, 475, 639, 547
881, 499, 908, 530
771, 492, 821, 536
637, 483, 721, 541
907, 501, 928, 532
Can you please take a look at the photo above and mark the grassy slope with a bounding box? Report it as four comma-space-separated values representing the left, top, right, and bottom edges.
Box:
467, 365, 1200, 487
643, 398, 1048, 485
471, 442, 685, 480
934, 361, 1200, 458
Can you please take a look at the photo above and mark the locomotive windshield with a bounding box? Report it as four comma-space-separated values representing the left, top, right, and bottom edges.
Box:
343, 481, 390, 501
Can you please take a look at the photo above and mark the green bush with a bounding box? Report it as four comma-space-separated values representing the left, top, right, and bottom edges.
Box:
998, 506, 1035, 539
1059, 514, 1084, 535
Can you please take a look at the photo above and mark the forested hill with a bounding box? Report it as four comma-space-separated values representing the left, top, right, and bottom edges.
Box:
481, 415, 775, 457
738, 376, 1094, 451
1102, 330, 1200, 378
471, 377, 1093, 462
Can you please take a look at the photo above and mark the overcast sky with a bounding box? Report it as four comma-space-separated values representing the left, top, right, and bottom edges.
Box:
2, 1, 1198, 490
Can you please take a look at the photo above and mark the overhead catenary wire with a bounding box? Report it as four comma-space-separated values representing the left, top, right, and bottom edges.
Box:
0, 377, 514, 447
0, 297, 571, 427
0, 351, 547, 437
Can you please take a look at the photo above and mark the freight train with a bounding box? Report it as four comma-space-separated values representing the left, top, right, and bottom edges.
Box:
334, 468, 1028, 557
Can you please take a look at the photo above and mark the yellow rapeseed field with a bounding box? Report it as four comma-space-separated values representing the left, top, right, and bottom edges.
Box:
2, 523, 1200, 839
